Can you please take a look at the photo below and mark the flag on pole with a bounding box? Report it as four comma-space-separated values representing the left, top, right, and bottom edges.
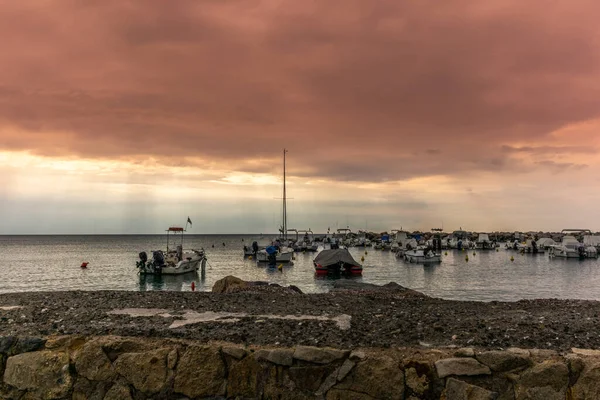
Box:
187, 217, 192, 226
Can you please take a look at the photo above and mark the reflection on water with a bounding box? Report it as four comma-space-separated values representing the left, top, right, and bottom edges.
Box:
138, 272, 205, 292
1, 234, 600, 301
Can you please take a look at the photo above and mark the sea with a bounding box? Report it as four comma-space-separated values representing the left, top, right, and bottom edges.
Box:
1, 234, 600, 302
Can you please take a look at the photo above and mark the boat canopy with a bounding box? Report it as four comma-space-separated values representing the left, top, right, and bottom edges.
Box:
583, 235, 600, 246
537, 237, 557, 247
477, 233, 490, 242
265, 246, 278, 254
314, 249, 362, 268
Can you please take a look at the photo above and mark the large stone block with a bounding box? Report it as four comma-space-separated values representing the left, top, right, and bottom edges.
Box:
227, 353, 261, 398
256, 348, 294, 366
515, 360, 568, 400
3, 350, 73, 399
476, 351, 531, 372
570, 360, 600, 400
113, 347, 171, 395
74, 341, 116, 381
442, 378, 497, 400
293, 346, 349, 364
435, 358, 491, 379
173, 345, 226, 398
333, 354, 404, 399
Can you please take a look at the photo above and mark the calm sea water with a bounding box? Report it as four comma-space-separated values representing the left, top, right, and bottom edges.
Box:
1, 235, 600, 302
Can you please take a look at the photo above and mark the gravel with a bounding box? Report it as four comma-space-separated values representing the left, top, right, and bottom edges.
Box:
1, 284, 599, 351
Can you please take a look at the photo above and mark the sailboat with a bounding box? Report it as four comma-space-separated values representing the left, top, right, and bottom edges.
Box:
256, 149, 295, 264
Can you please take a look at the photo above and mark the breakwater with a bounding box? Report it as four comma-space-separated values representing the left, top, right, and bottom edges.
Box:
2, 335, 600, 399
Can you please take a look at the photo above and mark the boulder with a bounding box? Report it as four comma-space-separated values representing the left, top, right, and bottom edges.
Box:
256, 349, 294, 366
222, 346, 247, 360
174, 345, 226, 398
476, 350, 531, 372
104, 383, 133, 400
406, 366, 429, 396
572, 348, 600, 357
442, 378, 497, 400
293, 346, 349, 364
332, 354, 404, 399
212, 276, 248, 293
3, 350, 73, 399
515, 360, 568, 400
570, 360, 600, 400
74, 341, 116, 381
0, 337, 16, 354
435, 358, 491, 378
9, 337, 45, 356
113, 347, 171, 395
289, 364, 338, 393
337, 359, 356, 381
455, 348, 476, 358
71, 377, 111, 400
227, 353, 261, 398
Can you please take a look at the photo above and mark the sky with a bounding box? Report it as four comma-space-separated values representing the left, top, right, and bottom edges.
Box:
0, 0, 599, 234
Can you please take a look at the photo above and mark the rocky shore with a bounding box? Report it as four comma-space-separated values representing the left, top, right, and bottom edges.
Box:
1, 277, 600, 351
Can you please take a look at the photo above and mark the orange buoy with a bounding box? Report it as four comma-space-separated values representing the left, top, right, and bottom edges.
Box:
80, 262, 89, 269
191, 282, 196, 291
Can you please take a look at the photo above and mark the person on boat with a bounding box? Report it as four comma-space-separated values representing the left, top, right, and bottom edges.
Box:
176, 245, 183, 261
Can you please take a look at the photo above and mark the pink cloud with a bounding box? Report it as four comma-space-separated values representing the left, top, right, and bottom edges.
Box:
0, 0, 598, 181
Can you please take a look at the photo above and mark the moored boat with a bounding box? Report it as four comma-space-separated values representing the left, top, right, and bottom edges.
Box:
404, 247, 442, 264
256, 245, 295, 264
314, 249, 363, 276
136, 224, 206, 275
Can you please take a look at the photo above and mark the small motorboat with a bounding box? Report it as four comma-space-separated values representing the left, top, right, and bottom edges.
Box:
256, 246, 294, 264
404, 248, 442, 264
313, 249, 363, 276
136, 224, 207, 275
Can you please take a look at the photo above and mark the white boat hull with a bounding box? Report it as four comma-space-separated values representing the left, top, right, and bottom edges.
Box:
404, 250, 442, 264
139, 254, 206, 275
256, 248, 294, 263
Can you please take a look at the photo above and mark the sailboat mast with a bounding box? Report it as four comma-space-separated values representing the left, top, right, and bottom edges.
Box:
283, 148, 288, 240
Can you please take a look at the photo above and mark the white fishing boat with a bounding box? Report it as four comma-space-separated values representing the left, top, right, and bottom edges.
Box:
243, 237, 271, 257
255, 246, 295, 263
136, 222, 207, 275
295, 230, 319, 252
548, 229, 598, 259
404, 248, 442, 264
447, 230, 473, 249
475, 233, 496, 250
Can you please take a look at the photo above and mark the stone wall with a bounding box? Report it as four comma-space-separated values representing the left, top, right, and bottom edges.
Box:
1, 335, 600, 399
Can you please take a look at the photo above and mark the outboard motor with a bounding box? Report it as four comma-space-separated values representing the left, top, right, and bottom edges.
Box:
578, 245, 586, 260
457, 240, 463, 251
139, 251, 148, 263
252, 241, 259, 255
531, 240, 538, 254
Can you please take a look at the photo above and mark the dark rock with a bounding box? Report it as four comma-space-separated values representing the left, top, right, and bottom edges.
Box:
443, 378, 497, 400
0, 336, 16, 354
10, 337, 46, 356
289, 285, 303, 294
476, 350, 531, 372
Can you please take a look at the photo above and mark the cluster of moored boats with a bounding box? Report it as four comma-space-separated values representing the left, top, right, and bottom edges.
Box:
132, 223, 600, 278
133, 150, 599, 278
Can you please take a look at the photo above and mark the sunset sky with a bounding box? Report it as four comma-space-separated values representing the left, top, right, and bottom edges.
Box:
1, 0, 599, 234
